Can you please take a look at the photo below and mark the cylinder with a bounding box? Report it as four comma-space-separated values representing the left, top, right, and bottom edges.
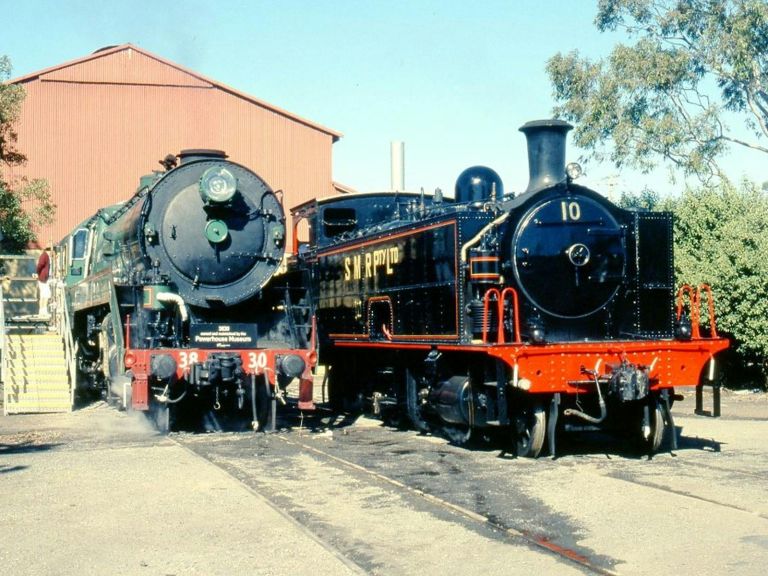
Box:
429, 376, 471, 425
468, 299, 487, 338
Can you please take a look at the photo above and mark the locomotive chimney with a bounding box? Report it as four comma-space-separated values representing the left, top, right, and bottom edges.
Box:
519, 119, 572, 194
178, 149, 228, 164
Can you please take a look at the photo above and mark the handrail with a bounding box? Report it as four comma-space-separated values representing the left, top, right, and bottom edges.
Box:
676, 283, 719, 339
697, 284, 719, 338
481, 287, 521, 344
675, 283, 694, 319
481, 288, 499, 344
675, 284, 700, 338
1, 283, 6, 414
500, 287, 521, 344
56, 280, 77, 409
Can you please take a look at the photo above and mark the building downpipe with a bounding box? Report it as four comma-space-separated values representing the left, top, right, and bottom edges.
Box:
390, 141, 405, 192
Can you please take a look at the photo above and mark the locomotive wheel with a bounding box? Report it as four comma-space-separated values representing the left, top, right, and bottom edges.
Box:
100, 315, 120, 402
253, 376, 272, 431
512, 402, 546, 458
100, 315, 119, 380
644, 400, 666, 454
650, 403, 665, 453
628, 398, 666, 454
405, 368, 430, 433
327, 364, 346, 411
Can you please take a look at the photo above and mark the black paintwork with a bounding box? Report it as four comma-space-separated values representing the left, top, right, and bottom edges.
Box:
303, 182, 674, 349
105, 157, 285, 309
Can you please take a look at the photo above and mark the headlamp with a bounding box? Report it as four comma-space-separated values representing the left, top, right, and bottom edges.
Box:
566, 162, 583, 181
200, 167, 237, 204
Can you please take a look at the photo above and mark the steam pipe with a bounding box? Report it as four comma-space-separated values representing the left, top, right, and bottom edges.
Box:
155, 383, 187, 404
156, 292, 189, 322
460, 211, 510, 263
563, 369, 607, 424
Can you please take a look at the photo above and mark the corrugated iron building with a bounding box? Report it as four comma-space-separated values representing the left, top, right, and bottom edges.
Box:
5, 44, 342, 248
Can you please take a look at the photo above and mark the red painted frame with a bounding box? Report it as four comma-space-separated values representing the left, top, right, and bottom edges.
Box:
124, 317, 318, 411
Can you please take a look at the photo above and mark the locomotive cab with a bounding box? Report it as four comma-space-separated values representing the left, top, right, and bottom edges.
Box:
64, 227, 91, 282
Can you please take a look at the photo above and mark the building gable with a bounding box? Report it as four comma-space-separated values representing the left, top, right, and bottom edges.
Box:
38, 46, 213, 88
13, 44, 341, 141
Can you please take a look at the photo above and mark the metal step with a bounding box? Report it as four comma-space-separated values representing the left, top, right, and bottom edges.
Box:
3, 332, 72, 415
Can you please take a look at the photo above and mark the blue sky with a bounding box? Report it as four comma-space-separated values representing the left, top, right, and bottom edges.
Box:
2, 0, 764, 196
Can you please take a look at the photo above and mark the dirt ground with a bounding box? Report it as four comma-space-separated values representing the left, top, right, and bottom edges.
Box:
678, 385, 767, 419
1, 387, 765, 575
0, 404, 364, 576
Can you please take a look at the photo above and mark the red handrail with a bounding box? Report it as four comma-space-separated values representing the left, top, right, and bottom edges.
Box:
676, 283, 720, 339
676, 284, 700, 338
482, 288, 500, 344
481, 287, 521, 344
697, 284, 719, 338
500, 287, 521, 344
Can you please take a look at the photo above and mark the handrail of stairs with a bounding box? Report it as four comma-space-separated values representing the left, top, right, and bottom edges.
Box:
1, 283, 7, 414
55, 281, 77, 409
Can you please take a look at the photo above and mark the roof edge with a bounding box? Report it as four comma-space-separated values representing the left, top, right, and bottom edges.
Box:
9, 43, 343, 142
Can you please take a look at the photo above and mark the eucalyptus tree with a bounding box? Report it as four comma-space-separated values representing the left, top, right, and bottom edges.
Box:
547, 0, 768, 183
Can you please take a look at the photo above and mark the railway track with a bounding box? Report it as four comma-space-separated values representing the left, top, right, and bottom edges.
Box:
170, 403, 768, 575
170, 409, 629, 575
601, 471, 768, 520
273, 432, 618, 575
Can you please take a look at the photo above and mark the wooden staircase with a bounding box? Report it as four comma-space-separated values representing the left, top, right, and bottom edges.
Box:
3, 332, 72, 414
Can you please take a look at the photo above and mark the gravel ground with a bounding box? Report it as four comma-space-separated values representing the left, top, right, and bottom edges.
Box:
0, 404, 362, 576
1, 387, 765, 575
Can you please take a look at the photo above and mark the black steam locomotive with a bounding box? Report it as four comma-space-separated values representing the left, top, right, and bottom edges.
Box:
291, 120, 728, 456
59, 150, 315, 431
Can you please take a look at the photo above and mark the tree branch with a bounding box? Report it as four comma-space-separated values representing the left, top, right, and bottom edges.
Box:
742, 96, 768, 143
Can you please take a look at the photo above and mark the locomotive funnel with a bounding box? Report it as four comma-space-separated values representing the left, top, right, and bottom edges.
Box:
179, 149, 228, 164
519, 119, 573, 194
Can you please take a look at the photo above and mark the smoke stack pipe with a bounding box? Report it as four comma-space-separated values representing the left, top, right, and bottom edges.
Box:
390, 141, 405, 192
519, 119, 572, 194
178, 149, 228, 164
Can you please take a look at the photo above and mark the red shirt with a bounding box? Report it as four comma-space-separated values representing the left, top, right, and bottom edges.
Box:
36, 251, 50, 283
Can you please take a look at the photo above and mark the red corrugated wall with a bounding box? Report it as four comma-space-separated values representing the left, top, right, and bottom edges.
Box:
5, 46, 338, 249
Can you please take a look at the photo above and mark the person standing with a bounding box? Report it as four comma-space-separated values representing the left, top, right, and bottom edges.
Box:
35, 246, 51, 319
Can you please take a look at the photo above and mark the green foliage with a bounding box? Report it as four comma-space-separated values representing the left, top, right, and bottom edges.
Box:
621, 181, 768, 374
617, 186, 663, 210
0, 55, 55, 251
0, 177, 55, 252
547, 0, 768, 183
